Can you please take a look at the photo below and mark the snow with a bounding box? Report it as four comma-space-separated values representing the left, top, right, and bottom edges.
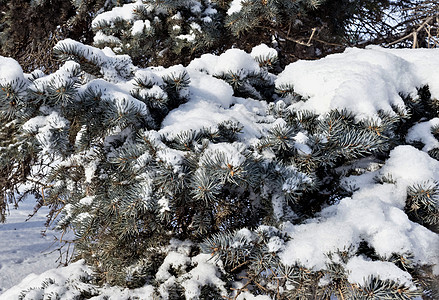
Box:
156, 251, 191, 281
202, 16, 212, 23
346, 256, 414, 287
406, 118, 439, 151
250, 43, 277, 60
158, 197, 171, 213
91, 1, 144, 27
84, 161, 98, 183
171, 12, 182, 20
181, 254, 227, 299
280, 146, 439, 278
188, 48, 260, 78
160, 50, 269, 141
54, 39, 134, 81
204, 6, 217, 16
276, 47, 423, 120
22, 111, 70, 155
159, 68, 267, 141
152, 64, 187, 82
380, 145, 439, 186
79, 196, 94, 206
293, 132, 312, 154
190, 1, 202, 14
177, 33, 197, 42
227, 0, 243, 15
0, 198, 59, 294
374, 46, 439, 100
155, 240, 227, 299
1, 259, 157, 300
131, 20, 151, 35
93, 31, 121, 45
80, 78, 151, 117
202, 142, 248, 167
267, 236, 285, 252
214, 49, 260, 77
1, 261, 91, 300
0, 57, 24, 84
187, 53, 220, 74
235, 292, 271, 300
134, 68, 164, 86
187, 68, 235, 106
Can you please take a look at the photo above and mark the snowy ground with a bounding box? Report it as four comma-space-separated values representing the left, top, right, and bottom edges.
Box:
0, 198, 59, 295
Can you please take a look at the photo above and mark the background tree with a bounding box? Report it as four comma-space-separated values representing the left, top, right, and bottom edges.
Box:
2, 0, 437, 72
343, 0, 439, 48
0, 0, 115, 72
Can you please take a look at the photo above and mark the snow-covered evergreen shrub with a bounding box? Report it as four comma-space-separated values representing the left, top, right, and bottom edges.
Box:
1, 36, 439, 300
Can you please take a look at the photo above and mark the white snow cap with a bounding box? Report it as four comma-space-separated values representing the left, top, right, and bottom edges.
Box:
131, 20, 151, 35
227, 0, 243, 15
346, 256, 414, 287
214, 48, 260, 77
250, 43, 278, 59
188, 48, 260, 78
374, 46, 439, 100
406, 118, 439, 152
276, 47, 426, 119
380, 145, 439, 186
91, 1, 144, 27
0, 56, 25, 84
93, 31, 122, 45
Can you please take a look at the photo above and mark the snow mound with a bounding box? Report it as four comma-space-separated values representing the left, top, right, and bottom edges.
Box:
280, 145, 439, 282
188, 48, 260, 78
375, 46, 439, 100
0, 57, 25, 84
91, 1, 146, 27
406, 118, 439, 152
346, 256, 414, 287
276, 47, 437, 119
